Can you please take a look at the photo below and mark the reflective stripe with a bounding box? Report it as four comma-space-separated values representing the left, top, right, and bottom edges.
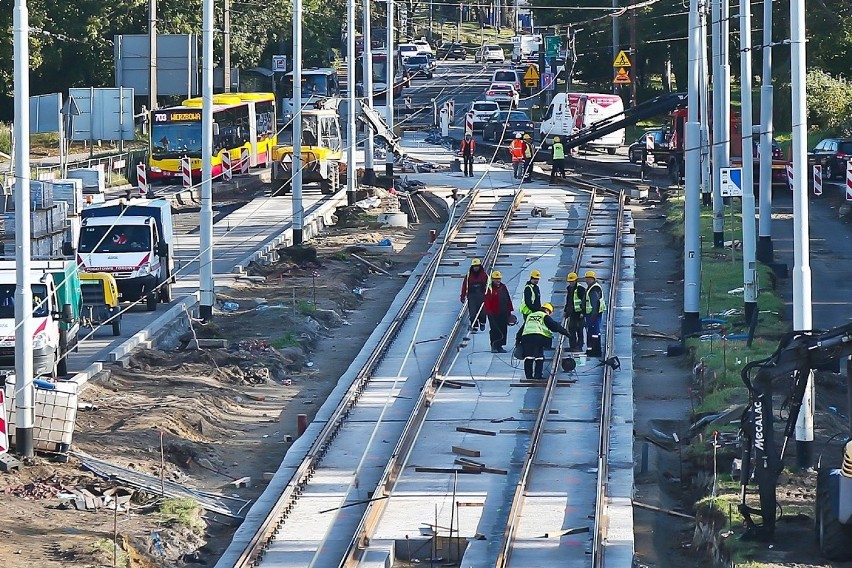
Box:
552, 143, 565, 160
571, 286, 583, 312
522, 311, 552, 338
584, 282, 607, 314
521, 283, 538, 315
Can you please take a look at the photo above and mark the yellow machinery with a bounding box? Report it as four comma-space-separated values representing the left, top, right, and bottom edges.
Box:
272, 108, 343, 195
79, 272, 122, 336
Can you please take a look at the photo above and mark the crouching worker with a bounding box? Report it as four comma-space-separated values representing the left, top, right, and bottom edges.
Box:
516, 303, 569, 380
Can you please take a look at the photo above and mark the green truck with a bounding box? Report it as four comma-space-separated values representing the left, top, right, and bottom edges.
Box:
0, 260, 82, 377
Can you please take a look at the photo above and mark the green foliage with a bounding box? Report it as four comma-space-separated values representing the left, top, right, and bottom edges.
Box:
91, 538, 129, 567
805, 69, 852, 133
272, 332, 300, 349
297, 300, 316, 315
159, 497, 206, 535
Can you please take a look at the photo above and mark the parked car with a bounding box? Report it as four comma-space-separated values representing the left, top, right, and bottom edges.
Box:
398, 44, 419, 61
485, 82, 519, 108
475, 44, 506, 64
468, 101, 501, 131
437, 42, 466, 60
482, 110, 535, 142
628, 129, 666, 163
413, 39, 433, 55
807, 138, 852, 180
403, 55, 435, 79
491, 68, 522, 93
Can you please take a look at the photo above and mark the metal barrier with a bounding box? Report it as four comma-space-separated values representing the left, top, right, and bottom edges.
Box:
2, 149, 148, 189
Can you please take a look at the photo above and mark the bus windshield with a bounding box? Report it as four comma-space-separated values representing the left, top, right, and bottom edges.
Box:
284, 74, 333, 98
151, 122, 202, 158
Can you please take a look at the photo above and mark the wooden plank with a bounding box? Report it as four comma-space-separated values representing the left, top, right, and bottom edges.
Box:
451, 446, 481, 458
500, 428, 532, 434
456, 426, 496, 436
415, 467, 480, 475
454, 458, 485, 468
482, 467, 508, 475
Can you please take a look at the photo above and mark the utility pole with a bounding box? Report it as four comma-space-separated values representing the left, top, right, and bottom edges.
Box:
149, 0, 158, 110
386, 0, 395, 178
199, 0, 215, 322
223, 0, 231, 92
629, 3, 637, 106
717, 0, 732, 247
363, 0, 376, 184
790, 0, 814, 469
699, 2, 711, 206
739, 0, 758, 324
292, 0, 304, 244
611, 0, 619, 93
756, 0, 774, 263
13, 0, 34, 458
346, 0, 357, 206
683, 0, 702, 336
711, 0, 724, 247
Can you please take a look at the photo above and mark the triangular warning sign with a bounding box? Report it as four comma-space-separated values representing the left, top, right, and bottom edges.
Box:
613, 67, 632, 85
613, 50, 632, 68
282, 154, 292, 164
524, 65, 540, 82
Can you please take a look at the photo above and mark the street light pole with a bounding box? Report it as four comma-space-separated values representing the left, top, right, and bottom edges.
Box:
739, 0, 758, 323
199, 0, 215, 321
363, 0, 376, 184
711, 0, 724, 247
756, 0, 774, 263
13, 0, 34, 457
346, 0, 357, 206
292, 0, 304, 244
149, 0, 158, 109
386, 0, 395, 178
683, 0, 702, 336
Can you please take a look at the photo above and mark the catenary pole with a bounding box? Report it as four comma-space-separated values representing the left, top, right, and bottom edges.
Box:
683, 0, 702, 336
347, 0, 357, 205
292, 0, 304, 244
13, 0, 34, 457
612, 0, 619, 93
149, 0, 157, 110
699, 2, 711, 207
363, 0, 376, 184
739, 0, 758, 323
790, 0, 813, 469
756, 0, 774, 262
711, 0, 724, 246
720, 0, 731, 242
386, 0, 395, 178
199, 0, 215, 321
223, 0, 231, 92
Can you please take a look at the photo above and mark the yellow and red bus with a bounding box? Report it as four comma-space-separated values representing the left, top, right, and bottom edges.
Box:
148, 92, 276, 182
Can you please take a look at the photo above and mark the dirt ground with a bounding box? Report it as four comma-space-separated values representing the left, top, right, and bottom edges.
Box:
0, 196, 443, 567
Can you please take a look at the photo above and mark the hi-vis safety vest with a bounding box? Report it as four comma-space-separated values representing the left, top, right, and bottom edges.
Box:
584, 282, 607, 314
510, 139, 525, 162
520, 283, 538, 316
552, 142, 565, 160
524, 141, 533, 158
522, 311, 553, 338
569, 285, 583, 314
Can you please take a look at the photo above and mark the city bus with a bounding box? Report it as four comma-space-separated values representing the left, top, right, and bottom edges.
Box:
148, 92, 277, 182
280, 68, 341, 125
355, 50, 405, 104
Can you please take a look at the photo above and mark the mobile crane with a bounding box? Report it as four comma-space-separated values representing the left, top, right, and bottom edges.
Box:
738, 323, 852, 559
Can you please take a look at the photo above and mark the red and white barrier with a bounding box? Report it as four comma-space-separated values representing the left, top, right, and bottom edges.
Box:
0, 390, 8, 454
240, 148, 250, 174
222, 152, 233, 181
136, 162, 148, 195
813, 164, 822, 196
846, 161, 852, 202
181, 155, 192, 188
786, 163, 793, 190
465, 112, 474, 136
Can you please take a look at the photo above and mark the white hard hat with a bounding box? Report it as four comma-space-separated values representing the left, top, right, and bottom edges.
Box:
515, 133, 522, 139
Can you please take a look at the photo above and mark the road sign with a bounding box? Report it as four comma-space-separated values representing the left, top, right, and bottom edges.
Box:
272, 55, 288, 72
541, 72, 555, 91
613, 68, 631, 85
545, 36, 560, 58
524, 65, 540, 88
613, 50, 632, 67
720, 167, 743, 197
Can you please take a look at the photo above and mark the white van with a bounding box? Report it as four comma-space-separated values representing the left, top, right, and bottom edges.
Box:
540, 92, 625, 153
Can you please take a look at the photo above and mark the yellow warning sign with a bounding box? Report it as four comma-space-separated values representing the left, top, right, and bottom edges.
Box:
613, 67, 632, 85
524, 64, 540, 82
613, 50, 632, 68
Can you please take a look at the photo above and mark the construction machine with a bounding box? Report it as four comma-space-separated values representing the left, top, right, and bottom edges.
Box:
272, 106, 343, 195
737, 323, 852, 559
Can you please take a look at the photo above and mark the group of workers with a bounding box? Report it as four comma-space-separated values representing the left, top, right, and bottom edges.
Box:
460, 261, 607, 380
460, 132, 569, 184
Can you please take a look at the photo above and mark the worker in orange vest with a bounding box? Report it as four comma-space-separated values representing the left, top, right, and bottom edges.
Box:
509, 133, 526, 179
460, 133, 476, 177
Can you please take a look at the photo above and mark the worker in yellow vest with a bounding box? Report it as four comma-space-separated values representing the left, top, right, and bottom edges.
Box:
550, 135, 566, 182
563, 272, 586, 352
583, 270, 607, 357
516, 303, 570, 380
520, 269, 542, 320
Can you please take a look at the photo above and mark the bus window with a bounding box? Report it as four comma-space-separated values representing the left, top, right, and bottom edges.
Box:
256, 101, 275, 137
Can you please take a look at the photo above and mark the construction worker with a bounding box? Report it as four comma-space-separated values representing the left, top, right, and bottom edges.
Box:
484, 270, 514, 353
520, 269, 542, 320
563, 272, 586, 352
522, 133, 534, 182
460, 133, 476, 177
460, 258, 489, 331
550, 135, 566, 182
583, 270, 607, 357
509, 133, 526, 179
516, 303, 570, 380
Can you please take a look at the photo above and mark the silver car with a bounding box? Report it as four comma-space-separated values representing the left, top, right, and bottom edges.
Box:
485, 82, 519, 108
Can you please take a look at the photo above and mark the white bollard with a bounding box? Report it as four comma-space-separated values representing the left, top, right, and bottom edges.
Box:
240, 147, 250, 174
812, 164, 822, 196
181, 156, 192, 189
440, 106, 449, 138
222, 152, 233, 181
465, 112, 474, 136
846, 161, 852, 202
136, 162, 148, 195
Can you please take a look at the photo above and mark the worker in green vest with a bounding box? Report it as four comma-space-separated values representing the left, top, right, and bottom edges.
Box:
516, 303, 570, 380
550, 135, 566, 183
562, 272, 586, 352
583, 270, 607, 357
520, 269, 542, 320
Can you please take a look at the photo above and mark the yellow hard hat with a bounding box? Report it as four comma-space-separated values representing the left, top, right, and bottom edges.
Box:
566, 272, 578, 282
585, 270, 597, 278
542, 303, 554, 312
530, 269, 541, 279
472, 258, 482, 266
491, 270, 502, 279
554, 136, 561, 142
523, 133, 531, 140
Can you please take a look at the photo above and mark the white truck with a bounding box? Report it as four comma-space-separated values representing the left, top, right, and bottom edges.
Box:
511, 34, 541, 64
77, 199, 175, 311
0, 260, 82, 377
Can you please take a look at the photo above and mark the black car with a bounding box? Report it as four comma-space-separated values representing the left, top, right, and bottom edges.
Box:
437, 42, 466, 60
482, 110, 535, 143
628, 129, 667, 163
403, 55, 434, 80
807, 138, 852, 180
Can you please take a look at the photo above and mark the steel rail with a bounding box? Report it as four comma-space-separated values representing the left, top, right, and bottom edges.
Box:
230, 189, 486, 567
591, 189, 626, 567
494, 184, 601, 567
339, 190, 525, 566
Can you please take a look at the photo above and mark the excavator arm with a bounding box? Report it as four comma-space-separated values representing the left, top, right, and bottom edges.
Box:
738, 322, 852, 540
